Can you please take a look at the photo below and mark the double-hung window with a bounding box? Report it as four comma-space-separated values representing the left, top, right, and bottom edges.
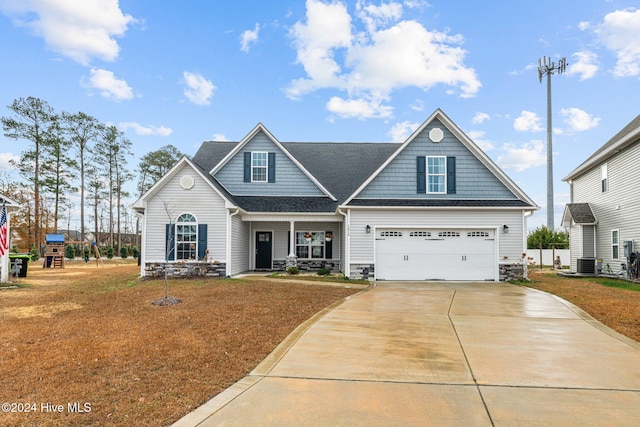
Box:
427, 156, 446, 194
252, 152, 268, 182
176, 213, 198, 260
612, 229, 619, 260
296, 231, 325, 259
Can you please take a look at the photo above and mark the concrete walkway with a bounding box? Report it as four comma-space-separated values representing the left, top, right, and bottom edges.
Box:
173, 281, 640, 426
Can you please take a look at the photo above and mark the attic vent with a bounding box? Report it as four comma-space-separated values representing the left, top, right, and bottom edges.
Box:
180, 175, 195, 190
380, 231, 402, 237
429, 127, 444, 143
467, 231, 489, 237
409, 231, 431, 237
438, 231, 460, 237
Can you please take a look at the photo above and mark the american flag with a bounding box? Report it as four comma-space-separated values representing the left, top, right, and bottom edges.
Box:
0, 201, 7, 257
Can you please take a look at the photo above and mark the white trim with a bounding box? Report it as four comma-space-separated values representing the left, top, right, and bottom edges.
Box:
612, 229, 619, 260
343, 109, 538, 208
426, 156, 447, 194
251, 151, 268, 183
132, 157, 233, 211
208, 123, 337, 201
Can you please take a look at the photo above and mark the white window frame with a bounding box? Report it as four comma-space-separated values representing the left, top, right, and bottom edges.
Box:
175, 213, 198, 260
427, 156, 446, 194
251, 152, 268, 183
601, 163, 608, 193
612, 229, 619, 260
295, 231, 325, 259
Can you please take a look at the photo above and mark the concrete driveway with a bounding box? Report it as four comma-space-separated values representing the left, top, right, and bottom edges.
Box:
173, 281, 640, 426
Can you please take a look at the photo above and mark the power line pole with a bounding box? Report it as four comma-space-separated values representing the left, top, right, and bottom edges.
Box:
538, 56, 567, 231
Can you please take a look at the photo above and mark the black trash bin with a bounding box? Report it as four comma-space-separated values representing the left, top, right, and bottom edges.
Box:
9, 254, 30, 277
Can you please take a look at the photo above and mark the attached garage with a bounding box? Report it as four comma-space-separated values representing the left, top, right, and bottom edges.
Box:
375, 228, 497, 281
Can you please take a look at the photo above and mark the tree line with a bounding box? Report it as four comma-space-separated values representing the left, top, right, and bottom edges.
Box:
1, 96, 185, 255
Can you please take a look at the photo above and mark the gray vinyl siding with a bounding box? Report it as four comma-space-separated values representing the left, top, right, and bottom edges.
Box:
569, 225, 581, 271
230, 214, 249, 275
144, 163, 227, 263
348, 209, 525, 262
582, 225, 595, 257
358, 119, 516, 199
215, 130, 324, 196
570, 141, 640, 270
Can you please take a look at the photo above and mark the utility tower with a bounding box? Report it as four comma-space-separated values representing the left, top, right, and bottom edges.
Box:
538, 56, 567, 230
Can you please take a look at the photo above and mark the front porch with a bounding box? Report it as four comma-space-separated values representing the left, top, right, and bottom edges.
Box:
241, 215, 344, 274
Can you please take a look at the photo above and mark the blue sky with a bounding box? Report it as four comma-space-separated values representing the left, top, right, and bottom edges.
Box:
1, 0, 640, 231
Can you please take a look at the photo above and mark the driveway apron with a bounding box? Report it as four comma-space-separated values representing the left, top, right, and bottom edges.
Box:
173, 281, 640, 426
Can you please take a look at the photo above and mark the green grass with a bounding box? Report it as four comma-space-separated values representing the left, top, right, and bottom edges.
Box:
585, 277, 640, 292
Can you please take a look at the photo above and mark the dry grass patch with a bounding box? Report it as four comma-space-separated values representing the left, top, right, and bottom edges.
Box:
0, 261, 359, 426
526, 269, 640, 342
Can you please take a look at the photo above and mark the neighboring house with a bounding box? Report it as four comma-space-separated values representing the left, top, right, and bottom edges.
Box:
562, 113, 640, 273
133, 109, 538, 281
1, 193, 20, 283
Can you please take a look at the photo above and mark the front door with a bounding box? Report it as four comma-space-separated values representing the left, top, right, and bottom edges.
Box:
255, 231, 272, 270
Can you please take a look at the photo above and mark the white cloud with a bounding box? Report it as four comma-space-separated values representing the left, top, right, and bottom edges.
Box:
560, 107, 601, 132
326, 96, 393, 119
388, 120, 419, 142
513, 111, 543, 132
0, 0, 136, 65
472, 112, 490, 124
0, 152, 19, 170
466, 129, 494, 152
566, 51, 599, 81
287, 0, 480, 118
497, 140, 546, 172
356, 0, 403, 33
81, 68, 133, 101
594, 8, 640, 77
211, 133, 229, 141
182, 71, 216, 106
118, 122, 172, 136
240, 23, 260, 53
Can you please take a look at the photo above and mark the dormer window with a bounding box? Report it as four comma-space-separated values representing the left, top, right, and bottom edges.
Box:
252, 152, 268, 182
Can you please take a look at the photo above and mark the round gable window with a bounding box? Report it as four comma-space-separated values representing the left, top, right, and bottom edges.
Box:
429, 127, 444, 143
180, 175, 195, 190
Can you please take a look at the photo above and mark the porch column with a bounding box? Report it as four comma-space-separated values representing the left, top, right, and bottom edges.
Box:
286, 220, 298, 269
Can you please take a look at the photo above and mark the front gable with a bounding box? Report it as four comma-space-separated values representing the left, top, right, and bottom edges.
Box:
347, 110, 537, 207
212, 124, 334, 199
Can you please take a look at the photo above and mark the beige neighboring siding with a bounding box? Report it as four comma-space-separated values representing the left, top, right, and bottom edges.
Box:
144, 163, 227, 263
570, 142, 640, 268
348, 209, 526, 263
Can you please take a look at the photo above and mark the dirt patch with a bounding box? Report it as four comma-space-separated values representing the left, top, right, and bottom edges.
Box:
0, 259, 360, 426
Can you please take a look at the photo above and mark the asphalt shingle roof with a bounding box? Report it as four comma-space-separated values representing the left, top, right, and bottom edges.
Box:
565, 203, 596, 224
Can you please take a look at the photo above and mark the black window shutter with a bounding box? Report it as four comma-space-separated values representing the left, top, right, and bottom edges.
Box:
165, 224, 175, 261
268, 152, 276, 183
447, 156, 456, 194
198, 224, 208, 259
244, 152, 251, 182
325, 231, 333, 259
417, 156, 426, 193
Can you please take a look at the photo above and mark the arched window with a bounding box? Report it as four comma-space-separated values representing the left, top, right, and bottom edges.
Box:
175, 213, 197, 260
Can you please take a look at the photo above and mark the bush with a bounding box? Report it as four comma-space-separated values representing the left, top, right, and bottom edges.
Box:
120, 246, 129, 259
317, 268, 331, 276
83, 246, 90, 261
106, 246, 114, 259
65, 244, 76, 260
132, 246, 140, 259
286, 266, 299, 275
30, 244, 39, 261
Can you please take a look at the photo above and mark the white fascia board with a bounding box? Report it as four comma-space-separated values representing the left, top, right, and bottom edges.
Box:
339, 204, 536, 211
208, 123, 337, 201
562, 126, 640, 181
343, 109, 539, 209
133, 156, 234, 211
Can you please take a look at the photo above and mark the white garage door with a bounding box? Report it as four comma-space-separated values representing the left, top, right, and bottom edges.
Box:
375, 228, 496, 281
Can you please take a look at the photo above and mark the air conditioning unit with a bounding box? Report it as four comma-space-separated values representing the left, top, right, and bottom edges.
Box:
577, 258, 595, 274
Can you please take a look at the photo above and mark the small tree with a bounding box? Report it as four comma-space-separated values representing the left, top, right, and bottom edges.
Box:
106, 246, 114, 259
65, 244, 76, 260
527, 226, 569, 249
120, 246, 129, 259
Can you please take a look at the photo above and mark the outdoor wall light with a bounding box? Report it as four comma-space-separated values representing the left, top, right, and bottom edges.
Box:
366, 224, 371, 233
503, 224, 509, 233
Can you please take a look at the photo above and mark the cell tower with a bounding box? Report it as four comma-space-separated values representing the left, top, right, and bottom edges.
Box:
538, 56, 567, 230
